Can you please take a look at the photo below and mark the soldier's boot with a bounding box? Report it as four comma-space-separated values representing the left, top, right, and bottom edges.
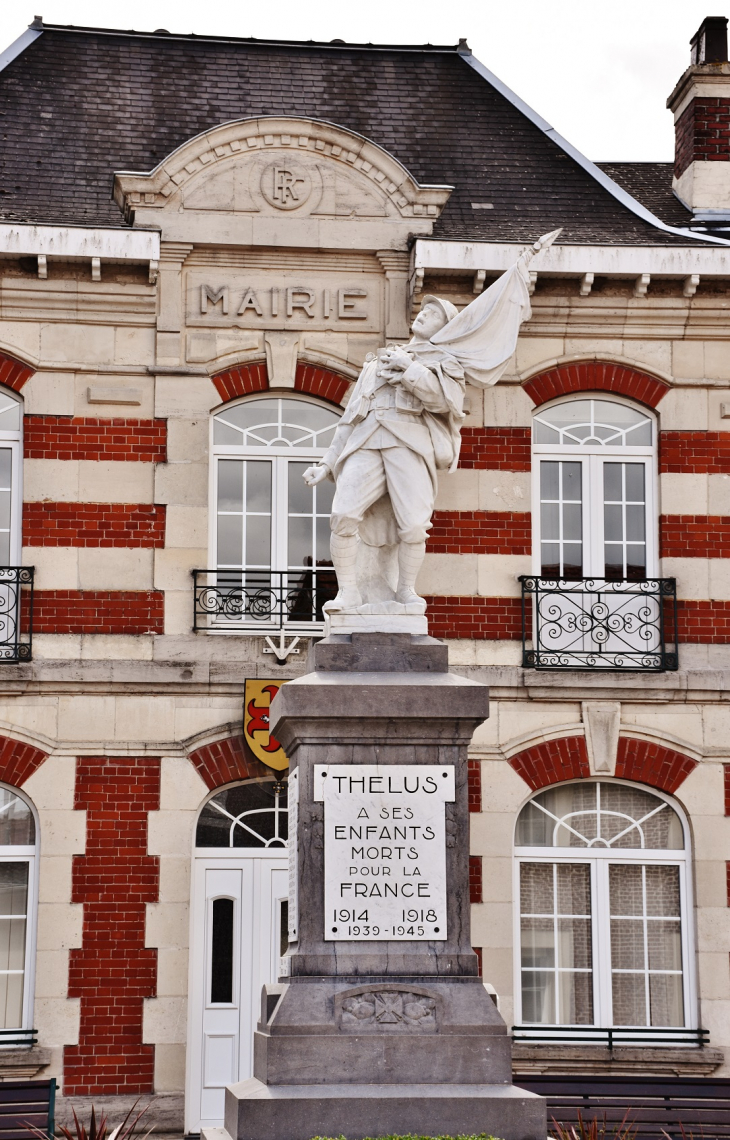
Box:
323, 532, 362, 611
395, 540, 427, 610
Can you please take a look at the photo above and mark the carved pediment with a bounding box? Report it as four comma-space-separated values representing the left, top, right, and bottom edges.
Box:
113, 117, 453, 243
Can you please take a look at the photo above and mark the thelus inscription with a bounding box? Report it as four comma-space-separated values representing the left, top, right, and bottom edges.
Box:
313, 764, 454, 941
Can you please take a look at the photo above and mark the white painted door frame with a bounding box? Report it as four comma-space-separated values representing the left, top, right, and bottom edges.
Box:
185, 849, 288, 1134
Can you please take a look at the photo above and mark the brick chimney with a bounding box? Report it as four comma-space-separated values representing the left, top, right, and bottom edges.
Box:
667, 16, 730, 228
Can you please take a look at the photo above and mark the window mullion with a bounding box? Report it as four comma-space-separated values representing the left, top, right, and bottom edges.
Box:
592, 859, 606, 1026
552, 863, 559, 1023
587, 454, 603, 577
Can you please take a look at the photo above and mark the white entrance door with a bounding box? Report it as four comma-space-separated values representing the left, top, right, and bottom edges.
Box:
187, 853, 288, 1133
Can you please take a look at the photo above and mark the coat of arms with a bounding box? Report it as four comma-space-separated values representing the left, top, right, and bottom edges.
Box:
243, 679, 288, 772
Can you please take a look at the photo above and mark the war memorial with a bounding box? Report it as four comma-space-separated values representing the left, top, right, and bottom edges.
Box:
204, 244, 558, 1140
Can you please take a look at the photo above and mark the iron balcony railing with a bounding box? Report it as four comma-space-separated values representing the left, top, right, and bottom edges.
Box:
193, 568, 338, 633
0, 1027, 38, 1047
520, 575, 678, 671
0, 567, 34, 663
512, 1025, 709, 1049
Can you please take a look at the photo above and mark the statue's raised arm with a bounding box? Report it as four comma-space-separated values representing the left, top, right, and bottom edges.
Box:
302, 229, 561, 628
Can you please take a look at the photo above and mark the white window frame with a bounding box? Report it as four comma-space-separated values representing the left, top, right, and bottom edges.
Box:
0, 784, 40, 1039
531, 395, 658, 579
512, 779, 696, 1033
208, 393, 338, 577
0, 388, 24, 567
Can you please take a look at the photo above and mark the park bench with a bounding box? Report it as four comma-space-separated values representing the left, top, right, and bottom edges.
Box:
0, 1079, 55, 1140
514, 1074, 730, 1139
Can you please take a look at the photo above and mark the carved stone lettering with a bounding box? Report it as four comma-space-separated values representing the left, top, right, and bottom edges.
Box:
200, 284, 229, 314
314, 763, 454, 941
187, 271, 380, 331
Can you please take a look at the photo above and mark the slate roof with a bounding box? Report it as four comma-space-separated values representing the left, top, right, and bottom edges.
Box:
0, 24, 708, 246
597, 163, 691, 229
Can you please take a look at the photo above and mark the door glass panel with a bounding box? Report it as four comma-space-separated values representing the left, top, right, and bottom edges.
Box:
609, 863, 683, 1027
210, 898, 234, 1004
0, 862, 27, 1028
540, 461, 582, 578
520, 862, 593, 1024
603, 463, 646, 581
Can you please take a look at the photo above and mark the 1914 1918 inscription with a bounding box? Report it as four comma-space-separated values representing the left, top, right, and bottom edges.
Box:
313, 764, 454, 941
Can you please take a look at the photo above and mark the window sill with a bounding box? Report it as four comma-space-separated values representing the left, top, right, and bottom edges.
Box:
0, 1045, 52, 1078
512, 1042, 724, 1076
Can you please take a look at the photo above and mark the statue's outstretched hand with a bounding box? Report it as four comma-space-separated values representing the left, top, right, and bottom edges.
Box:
302, 464, 330, 487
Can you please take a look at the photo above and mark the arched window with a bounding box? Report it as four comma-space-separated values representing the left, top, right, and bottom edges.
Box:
532, 396, 656, 581
196, 777, 288, 848
0, 785, 38, 1040
514, 780, 693, 1036
208, 395, 339, 628
526, 396, 669, 669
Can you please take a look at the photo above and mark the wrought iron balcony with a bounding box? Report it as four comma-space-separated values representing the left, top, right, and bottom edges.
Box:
192, 568, 338, 634
520, 575, 678, 671
0, 567, 34, 663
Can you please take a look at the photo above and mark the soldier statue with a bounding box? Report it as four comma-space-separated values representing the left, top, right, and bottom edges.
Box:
303, 230, 560, 617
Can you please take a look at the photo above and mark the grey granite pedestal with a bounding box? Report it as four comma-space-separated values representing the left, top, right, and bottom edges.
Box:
206, 634, 545, 1140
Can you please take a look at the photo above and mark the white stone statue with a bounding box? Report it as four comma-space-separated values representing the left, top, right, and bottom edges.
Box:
303, 230, 561, 621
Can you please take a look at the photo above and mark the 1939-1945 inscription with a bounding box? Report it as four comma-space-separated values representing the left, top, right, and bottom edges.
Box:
313, 764, 454, 941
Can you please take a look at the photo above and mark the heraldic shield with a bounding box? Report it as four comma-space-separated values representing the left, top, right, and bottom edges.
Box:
243, 679, 288, 772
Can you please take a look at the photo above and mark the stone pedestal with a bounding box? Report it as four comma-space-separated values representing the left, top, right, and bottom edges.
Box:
208, 634, 545, 1140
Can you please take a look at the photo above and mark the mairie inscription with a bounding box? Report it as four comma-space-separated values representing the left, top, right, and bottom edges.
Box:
187, 271, 380, 331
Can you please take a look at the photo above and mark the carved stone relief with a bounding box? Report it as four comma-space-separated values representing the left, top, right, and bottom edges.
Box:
336, 985, 440, 1032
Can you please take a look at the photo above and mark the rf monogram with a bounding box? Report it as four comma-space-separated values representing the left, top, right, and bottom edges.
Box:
273, 166, 305, 203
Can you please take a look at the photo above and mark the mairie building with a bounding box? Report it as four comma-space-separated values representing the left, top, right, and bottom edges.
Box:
0, 13, 729, 1134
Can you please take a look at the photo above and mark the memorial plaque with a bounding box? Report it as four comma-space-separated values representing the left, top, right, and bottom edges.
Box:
314, 764, 454, 941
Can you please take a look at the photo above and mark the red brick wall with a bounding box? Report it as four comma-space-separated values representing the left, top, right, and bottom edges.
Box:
458, 427, 531, 470
0, 735, 48, 787
0, 352, 34, 393
725, 765, 730, 815
32, 591, 164, 635
212, 362, 268, 403
468, 758, 482, 812
669, 600, 730, 645
295, 363, 350, 406
660, 432, 730, 473
674, 98, 730, 178
615, 738, 698, 793
469, 855, 483, 904
24, 503, 166, 548
523, 362, 670, 409
188, 735, 270, 791
64, 757, 160, 1095
428, 511, 530, 555
661, 514, 730, 557
24, 418, 167, 462
509, 736, 590, 790
425, 596, 525, 641
507, 735, 697, 794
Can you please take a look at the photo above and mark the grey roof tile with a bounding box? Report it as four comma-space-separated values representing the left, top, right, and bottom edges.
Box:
0, 26, 703, 245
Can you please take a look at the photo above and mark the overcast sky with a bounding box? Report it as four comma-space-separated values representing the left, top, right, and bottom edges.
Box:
0, 0, 723, 161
